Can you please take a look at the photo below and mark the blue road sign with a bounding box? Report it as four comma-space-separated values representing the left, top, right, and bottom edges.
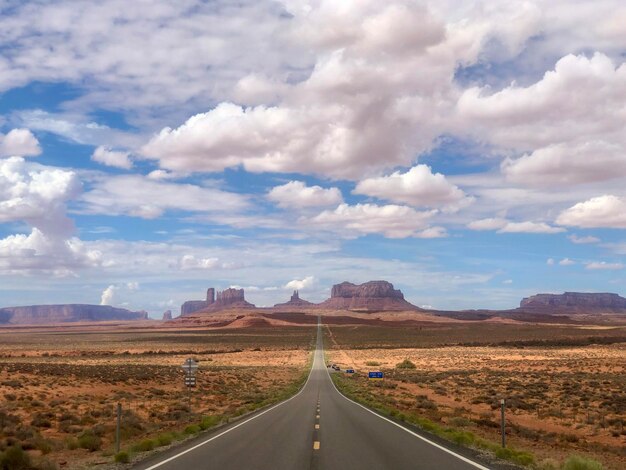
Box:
346, 369, 355, 374
368, 371, 383, 379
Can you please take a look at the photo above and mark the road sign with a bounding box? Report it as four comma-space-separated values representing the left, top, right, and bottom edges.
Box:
345, 369, 355, 374
368, 371, 384, 380
181, 358, 198, 375
184, 377, 197, 387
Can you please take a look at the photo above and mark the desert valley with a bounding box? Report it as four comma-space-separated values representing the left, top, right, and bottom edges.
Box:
0, 280, 624, 470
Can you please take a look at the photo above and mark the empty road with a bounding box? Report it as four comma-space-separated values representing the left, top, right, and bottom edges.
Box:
135, 320, 492, 470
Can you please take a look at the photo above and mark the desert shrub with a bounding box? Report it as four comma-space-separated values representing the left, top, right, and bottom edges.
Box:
34, 458, 59, 470
184, 424, 201, 435
562, 455, 604, 470
131, 439, 155, 452
537, 458, 560, 470
156, 433, 173, 447
445, 430, 475, 446
365, 361, 381, 366
31, 413, 52, 428
114, 451, 130, 463
396, 359, 416, 369
494, 447, 534, 465
0, 446, 30, 470
77, 431, 101, 452
64, 437, 78, 450
199, 415, 221, 430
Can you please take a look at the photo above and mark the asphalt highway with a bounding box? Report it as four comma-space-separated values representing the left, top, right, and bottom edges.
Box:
135, 320, 492, 470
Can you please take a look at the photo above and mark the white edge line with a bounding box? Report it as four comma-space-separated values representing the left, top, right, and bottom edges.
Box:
142, 326, 321, 470
323, 332, 491, 470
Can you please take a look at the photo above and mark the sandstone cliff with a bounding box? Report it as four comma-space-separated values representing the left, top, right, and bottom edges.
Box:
0, 304, 149, 325
520, 292, 626, 312
181, 287, 255, 315
181, 287, 216, 315
162, 310, 173, 321
320, 281, 418, 311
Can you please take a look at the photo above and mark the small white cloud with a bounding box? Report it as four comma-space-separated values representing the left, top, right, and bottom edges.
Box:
353, 165, 468, 208
585, 261, 624, 270
179, 255, 220, 270
100, 285, 117, 305
268, 181, 343, 208
547, 258, 555, 266
557, 195, 626, 229
568, 234, 600, 244
559, 258, 575, 266
91, 146, 132, 169
284, 276, 316, 290
468, 218, 564, 234
467, 218, 508, 231
502, 279, 513, 284
0, 129, 41, 157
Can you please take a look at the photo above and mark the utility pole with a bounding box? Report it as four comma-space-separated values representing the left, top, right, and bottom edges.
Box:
500, 398, 506, 448
115, 402, 121, 454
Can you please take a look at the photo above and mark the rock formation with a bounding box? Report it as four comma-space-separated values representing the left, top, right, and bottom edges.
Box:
520, 292, 626, 312
181, 287, 255, 315
0, 304, 149, 325
162, 310, 173, 321
181, 287, 216, 315
273, 290, 314, 308
319, 281, 418, 311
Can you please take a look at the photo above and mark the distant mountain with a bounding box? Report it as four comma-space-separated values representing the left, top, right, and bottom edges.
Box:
520, 292, 626, 313
0, 304, 149, 325
274, 290, 314, 308
318, 281, 419, 311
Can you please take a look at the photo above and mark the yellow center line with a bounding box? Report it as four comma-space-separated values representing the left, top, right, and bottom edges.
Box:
315, 424, 320, 429
313, 441, 320, 450
316, 414, 320, 419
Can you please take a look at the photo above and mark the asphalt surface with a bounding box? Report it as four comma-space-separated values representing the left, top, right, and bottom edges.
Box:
135, 321, 492, 470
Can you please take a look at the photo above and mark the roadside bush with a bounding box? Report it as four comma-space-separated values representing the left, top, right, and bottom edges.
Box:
0, 446, 31, 470
396, 359, 416, 369
77, 431, 101, 452
156, 433, 173, 446
114, 451, 130, 463
199, 415, 221, 430
562, 455, 604, 470
184, 425, 201, 435
131, 439, 155, 453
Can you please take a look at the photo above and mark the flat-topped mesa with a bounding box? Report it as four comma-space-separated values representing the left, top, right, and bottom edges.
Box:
520, 292, 626, 312
162, 310, 173, 321
320, 280, 418, 312
274, 290, 314, 308
181, 287, 216, 316
0, 304, 149, 325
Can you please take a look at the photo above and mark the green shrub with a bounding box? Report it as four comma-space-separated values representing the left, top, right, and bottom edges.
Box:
365, 361, 381, 366
184, 425, 201, 435
0, 446, 31, 470
199, 415, 221, 430
396, 359, 416, 369
562, 455, 604, 470
77, 431, 101, 452
131, 439, 156, 453
114, 451, 130, 463
156, 433, 173, 446
65, 437, 79, 450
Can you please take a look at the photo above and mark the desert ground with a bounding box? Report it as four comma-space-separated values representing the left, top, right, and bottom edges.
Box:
0, 324, 315, 469
324, 322, 626, 470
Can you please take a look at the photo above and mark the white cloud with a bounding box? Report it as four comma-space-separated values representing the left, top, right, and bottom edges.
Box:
556, 195, 626, 229
585, 261, 624, 270
268, 181, 343, 208
353, 165, 469, 209
568, 234, 600, 244
559, 258, 575, 266
547, 258, 555, 266
91, 146, 132, 169
100, 285, 117, 305
502, 279, 513, 284
467, 217, 564, 234
497, 221, 565, 234
284, 276, 316, 291
0, 129, 41, 157
305, 203, 439, 239
100, 281, 140, 306
80, 175, 249, 219
179, 255, 221, 271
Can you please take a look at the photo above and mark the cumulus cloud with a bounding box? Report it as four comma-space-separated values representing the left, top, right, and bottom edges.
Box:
559, 258, 575, 266
467, 218, 564, 234
353, 165, 469, 209
91, 146, 132, 169
585, 261, 624, 270
556, 195, 626, 229
100, 285, 117, 305
80, 175, 250, 219
0, 129, 41, 157
284, 276, 316, 290
305, 203, 441, 239
546, 258, 555, 266
268, 181, 343, 208
179, 255, 221, 270
100, 282, 140, 306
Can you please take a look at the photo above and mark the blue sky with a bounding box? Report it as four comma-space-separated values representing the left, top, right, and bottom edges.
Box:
1, 0, 625, 316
